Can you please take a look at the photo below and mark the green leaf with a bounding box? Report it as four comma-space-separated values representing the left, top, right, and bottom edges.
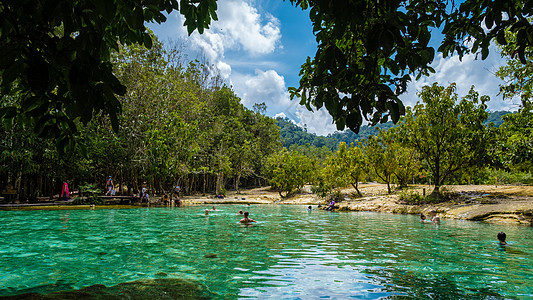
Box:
109, 110, 119, 132
56, 135, 68, 156
419, 27, 431, 47
366, 27, 380, 53
496, 30, 507, 45
518, 46, 526, 64
481, 46, 489, 60
78, 140, 88, 159
389, 101, 400, 123
93, 0, 116, 21
485, 12, 494, 29
132, 6, 144, 30
0, 46, 17, 69
381, 30, 394, 54
336, 116, 346, 131
0, 107, 17, 119
346, 111, 362, 133
3, 116, 14, 130
143, 34, 153, 49
21, 96, 43, 112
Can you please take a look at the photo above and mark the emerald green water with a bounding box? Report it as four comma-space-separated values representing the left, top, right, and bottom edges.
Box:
1, 205, 532, 299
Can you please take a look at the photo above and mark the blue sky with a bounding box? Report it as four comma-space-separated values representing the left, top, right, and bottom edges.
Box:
148, 0, 519, 136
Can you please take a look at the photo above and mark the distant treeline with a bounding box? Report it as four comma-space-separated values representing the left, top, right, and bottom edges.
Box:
277, 111, 510, 150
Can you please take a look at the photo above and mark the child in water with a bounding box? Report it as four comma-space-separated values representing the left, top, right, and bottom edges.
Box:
420, 213, 429, 223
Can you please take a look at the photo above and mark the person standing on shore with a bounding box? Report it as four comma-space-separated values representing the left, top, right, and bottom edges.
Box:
61, 180, 69, 201
105, 176, 114, 195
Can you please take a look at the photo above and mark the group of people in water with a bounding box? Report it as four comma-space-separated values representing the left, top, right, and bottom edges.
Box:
420, 211, 510, 247
203, 206, 256, 224
420, 210, 441, 224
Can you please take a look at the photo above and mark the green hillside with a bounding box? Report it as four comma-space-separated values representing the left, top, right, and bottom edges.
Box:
276, 111, 511, 150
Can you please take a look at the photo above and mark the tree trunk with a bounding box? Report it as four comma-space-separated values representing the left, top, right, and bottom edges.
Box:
215, 172, 224, 195
434, 156, 441, 194
235, 174, 241, 194
350, 182, 362, 197
431, 185, 440, 196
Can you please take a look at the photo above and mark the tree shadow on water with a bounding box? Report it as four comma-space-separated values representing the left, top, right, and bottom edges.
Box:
367, 268, 513, 300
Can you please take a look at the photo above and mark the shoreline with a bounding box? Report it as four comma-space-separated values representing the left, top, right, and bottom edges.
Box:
1, 184, 532, 225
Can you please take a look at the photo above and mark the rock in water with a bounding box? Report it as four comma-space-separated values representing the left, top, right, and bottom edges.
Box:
0, 278, 215, 299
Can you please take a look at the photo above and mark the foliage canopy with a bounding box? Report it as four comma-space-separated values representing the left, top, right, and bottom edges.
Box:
288, 0, 533, 132
0, 0, 218, 153
397, 83, 493, 193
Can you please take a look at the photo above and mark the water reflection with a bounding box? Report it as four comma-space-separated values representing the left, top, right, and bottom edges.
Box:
59, 211, 70, 231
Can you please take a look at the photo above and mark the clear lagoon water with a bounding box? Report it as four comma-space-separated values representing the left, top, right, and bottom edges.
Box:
1, 205, 532, 299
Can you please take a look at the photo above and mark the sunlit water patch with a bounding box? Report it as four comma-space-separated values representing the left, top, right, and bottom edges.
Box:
1, 205, 532, 299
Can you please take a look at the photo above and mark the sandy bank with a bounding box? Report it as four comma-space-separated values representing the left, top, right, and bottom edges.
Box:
191, 184, 533, 225
2, 184, 531, 225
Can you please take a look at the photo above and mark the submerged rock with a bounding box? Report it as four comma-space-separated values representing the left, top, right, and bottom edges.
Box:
0, 278, 215, 299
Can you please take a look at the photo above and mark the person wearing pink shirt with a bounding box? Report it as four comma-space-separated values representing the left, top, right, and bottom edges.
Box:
61, 180, 69, 201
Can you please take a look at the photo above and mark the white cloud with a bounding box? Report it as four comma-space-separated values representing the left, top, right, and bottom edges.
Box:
184, 0, 281, 66
295, 106, 338, 136
231, 68, 339, 136
190, 31, 226, 62
164, 0, 283, 95
274, 112, 287, 119
232, 69, 291, 109
215, 0, 281, 55
401, 44, 520, 111
216, 61, 232, 79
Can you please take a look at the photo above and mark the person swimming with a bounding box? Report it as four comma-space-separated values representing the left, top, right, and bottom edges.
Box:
326, 200, 335, 211
420, 213, 428, 223
205, 209, 209, 216
240, 211, 256, 224
238, 210, 243, 215
497, 232, 507, 245
430, 210, 440, 224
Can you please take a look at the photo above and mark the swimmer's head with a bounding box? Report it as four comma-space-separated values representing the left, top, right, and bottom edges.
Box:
497, 232, 506, 242
238, 210, 243, 214
244, 211, 249, 217
420, 213, 426, 220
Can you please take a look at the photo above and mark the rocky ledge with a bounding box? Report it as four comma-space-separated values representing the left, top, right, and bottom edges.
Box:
332, 185, 533, 225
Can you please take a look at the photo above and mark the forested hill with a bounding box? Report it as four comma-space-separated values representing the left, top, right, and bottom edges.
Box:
485, 111, 509, 127
276, 117, 394, 150
276, 111, 510, 150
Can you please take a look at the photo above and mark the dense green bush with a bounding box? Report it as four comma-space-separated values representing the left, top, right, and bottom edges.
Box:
488, 169, 533, 185
73, 184, 104, 205
398, 190, 426, 205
